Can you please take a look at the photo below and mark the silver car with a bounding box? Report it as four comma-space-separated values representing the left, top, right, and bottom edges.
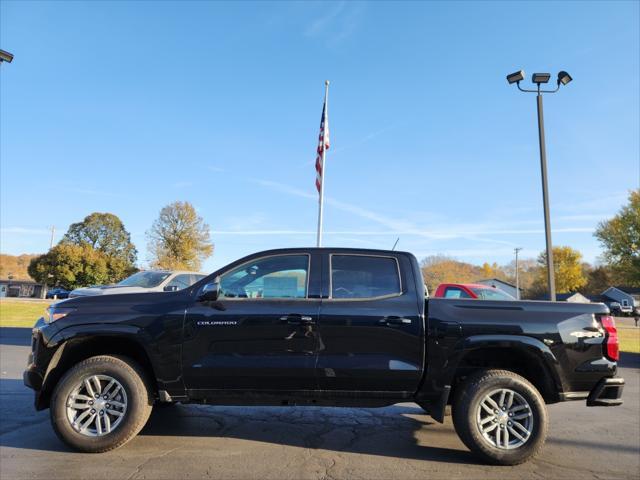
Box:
68, 270, 207, 298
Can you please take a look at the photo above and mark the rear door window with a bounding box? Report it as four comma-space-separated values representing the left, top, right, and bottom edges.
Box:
330, 255, 401, 299
443, 287, 472, 299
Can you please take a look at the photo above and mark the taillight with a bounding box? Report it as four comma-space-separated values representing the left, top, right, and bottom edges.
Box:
601, 315, 619, 362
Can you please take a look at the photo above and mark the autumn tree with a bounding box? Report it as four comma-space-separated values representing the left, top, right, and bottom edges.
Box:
146, 201, 213, 271
532, 246, 587, 294
480, 262, 508, 281
503, 258, 541, 299
583, 264, 617, 295
594, 189, 640, 286
61, 212, 137, 282
421, 255, 482, 294
28, 244, 110, 290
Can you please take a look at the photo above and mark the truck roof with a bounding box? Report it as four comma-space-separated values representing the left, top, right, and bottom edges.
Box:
239, 247, 413, 256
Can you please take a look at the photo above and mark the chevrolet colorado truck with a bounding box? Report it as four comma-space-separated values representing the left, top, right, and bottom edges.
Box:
23, 248, 624, 465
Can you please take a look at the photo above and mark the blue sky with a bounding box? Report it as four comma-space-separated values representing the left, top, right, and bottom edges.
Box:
1, 1, 639, 272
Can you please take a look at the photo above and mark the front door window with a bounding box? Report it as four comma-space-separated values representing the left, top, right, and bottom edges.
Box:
219, 255, 309, 299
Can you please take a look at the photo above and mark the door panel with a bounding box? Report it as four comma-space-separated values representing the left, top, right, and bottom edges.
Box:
316, 254, 425, 392
182, 253, 322, 392
182, 299, 320, 391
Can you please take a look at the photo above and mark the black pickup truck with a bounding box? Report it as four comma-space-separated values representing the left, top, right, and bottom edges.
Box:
24, 248, 624, 464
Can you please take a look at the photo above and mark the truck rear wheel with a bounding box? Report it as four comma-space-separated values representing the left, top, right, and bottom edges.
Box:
452, 369, 548, 465
50, 355, 153, 453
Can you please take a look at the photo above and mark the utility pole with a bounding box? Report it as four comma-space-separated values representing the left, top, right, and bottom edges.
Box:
41, 226, 56, 299
514, 247, 523, 300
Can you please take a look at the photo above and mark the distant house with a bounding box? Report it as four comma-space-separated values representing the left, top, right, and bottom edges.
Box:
534, 292, 591, 303
602, 286, 639, 311
475, 278, 522, 299
558, 292, 591, 303
0, 279, 44, 298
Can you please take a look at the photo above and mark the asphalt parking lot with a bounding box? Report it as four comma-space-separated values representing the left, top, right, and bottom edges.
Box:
1, 327, 638, 480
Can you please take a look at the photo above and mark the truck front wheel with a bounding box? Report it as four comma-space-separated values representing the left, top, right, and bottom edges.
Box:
50, 355, 153, 452
452, 369, 548, 465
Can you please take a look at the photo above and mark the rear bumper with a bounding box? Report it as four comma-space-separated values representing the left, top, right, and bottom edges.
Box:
587, 377, 624, 406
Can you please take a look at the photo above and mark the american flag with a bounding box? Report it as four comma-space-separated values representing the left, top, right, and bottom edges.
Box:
315, 102, 330, 194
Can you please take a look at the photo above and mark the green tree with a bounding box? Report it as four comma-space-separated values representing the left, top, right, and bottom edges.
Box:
147, 201, 213, 271
28, 244, 110, 290
533, 246, 587, 294
583, 264, 616, 295
594, 190, 640, 287
61, 212, 137, 282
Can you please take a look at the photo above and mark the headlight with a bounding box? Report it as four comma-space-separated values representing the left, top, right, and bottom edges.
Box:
45, 306, 76, 324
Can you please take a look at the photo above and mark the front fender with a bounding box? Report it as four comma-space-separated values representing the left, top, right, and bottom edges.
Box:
47, 322, 147, 347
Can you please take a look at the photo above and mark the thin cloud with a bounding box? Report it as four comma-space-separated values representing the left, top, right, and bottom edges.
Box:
305, 2, 346, 37
211, 227, 594, 237
305, 2, 363, 45
61, 187, 125, 198
249, 178, 594, 244
1, 227, 50, 235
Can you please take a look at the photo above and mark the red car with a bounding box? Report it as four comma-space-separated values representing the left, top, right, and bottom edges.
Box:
433, 283, 515, 300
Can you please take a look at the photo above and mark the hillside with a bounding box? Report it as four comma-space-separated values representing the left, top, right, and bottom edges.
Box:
0, 253, 40, 280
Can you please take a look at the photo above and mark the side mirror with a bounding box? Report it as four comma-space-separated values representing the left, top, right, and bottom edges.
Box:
198, 281, 220, 302
164, 285, 179, 292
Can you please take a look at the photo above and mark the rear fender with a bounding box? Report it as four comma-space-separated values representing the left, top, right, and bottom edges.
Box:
417, 335, 563, 422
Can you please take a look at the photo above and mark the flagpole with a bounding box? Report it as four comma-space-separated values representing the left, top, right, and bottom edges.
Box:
316, 80, 329, 247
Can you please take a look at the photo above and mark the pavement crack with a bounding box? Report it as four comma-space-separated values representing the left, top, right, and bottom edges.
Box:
125, 447, 179, 480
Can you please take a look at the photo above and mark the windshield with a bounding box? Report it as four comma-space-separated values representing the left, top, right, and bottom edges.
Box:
471, 287, 515, 301
117, 271, 171, 288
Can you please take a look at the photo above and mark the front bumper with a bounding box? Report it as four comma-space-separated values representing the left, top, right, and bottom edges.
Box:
587, 377, 624, 406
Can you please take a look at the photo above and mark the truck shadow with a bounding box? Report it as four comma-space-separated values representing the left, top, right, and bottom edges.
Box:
138, 403, 479, 465
617, 351, 640, 369
0, 327, 32, 346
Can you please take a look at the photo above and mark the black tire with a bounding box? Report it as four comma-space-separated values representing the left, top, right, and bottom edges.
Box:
452, 369, 548, 465
50, 355, 154, 453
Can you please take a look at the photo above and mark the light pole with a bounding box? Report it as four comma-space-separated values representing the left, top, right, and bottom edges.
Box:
506, 70, 572, 301
514, 247, 522, 300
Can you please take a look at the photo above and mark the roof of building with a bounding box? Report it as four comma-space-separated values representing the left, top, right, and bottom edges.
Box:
613, 286, 640, 294
533, 292, 589, 301
0, 278, 40, 285
587, 294, 609, 303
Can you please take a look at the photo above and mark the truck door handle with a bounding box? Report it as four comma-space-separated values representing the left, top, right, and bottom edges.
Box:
280, 314, 315, 325
379, 316, 412, 326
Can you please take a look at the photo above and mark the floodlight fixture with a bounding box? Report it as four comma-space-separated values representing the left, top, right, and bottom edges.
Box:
0, 49, 14, 63
507, 70, 525, 84
532, 73, 551, 84
557, 71, 572, 86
